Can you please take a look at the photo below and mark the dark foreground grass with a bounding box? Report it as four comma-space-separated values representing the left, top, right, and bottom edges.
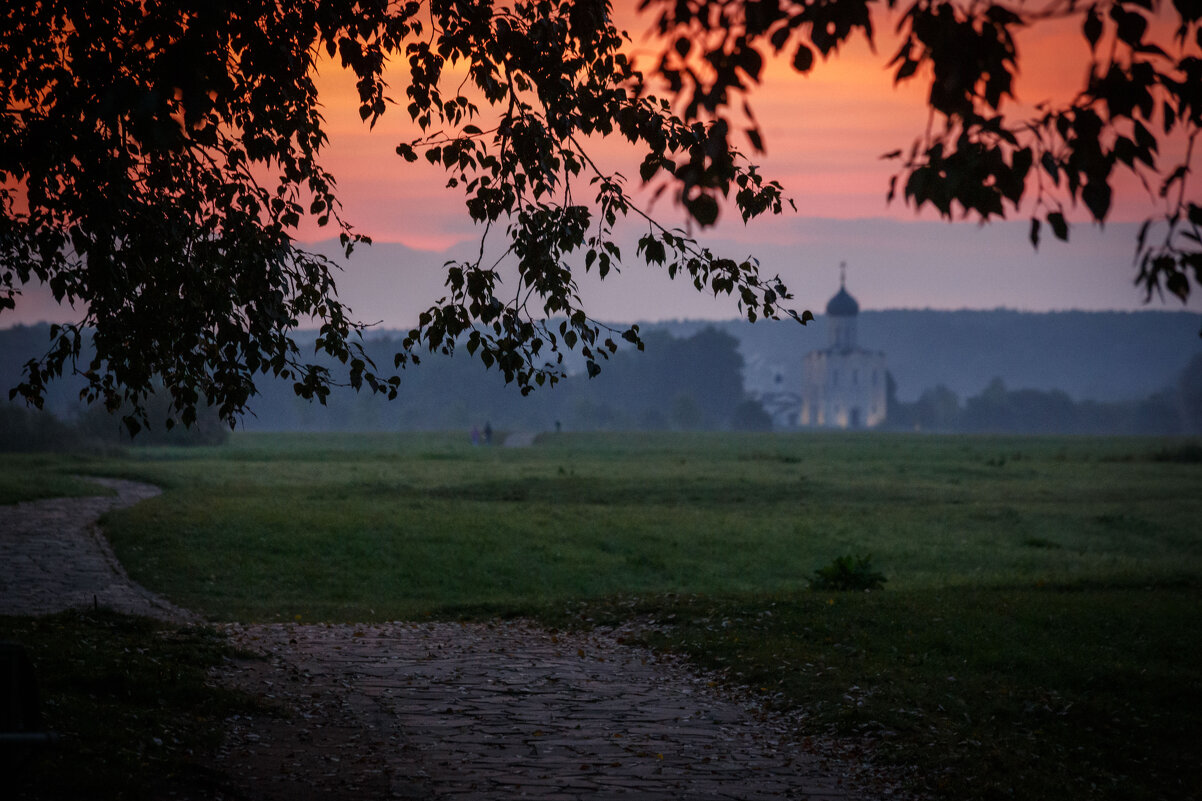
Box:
563, 585, 1202, 801
0, 610, 261, 800
3, 431, 1200, 800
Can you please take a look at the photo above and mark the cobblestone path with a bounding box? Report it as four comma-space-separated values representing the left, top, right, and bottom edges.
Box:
2, 482, 906, 800
215, 621, 897, 801
0, 478, 195, 621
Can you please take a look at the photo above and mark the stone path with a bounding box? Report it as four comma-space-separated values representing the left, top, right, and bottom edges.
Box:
215, 621, 899, 800
0, 477, 195, 621
1, 482, 910, 800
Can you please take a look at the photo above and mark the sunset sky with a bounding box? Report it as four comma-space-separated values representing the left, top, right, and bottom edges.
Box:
9, 1, 1201, 328
292, 0, 1201, 326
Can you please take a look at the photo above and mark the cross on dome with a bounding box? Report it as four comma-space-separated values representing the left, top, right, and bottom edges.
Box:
825, 263, 859, 317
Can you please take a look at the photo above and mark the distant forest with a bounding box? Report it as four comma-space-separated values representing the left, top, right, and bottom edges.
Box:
660, 309, 1202, 403
2, 309, 1201, 446
1, 325, 771, 445
883, 372, 1201, 435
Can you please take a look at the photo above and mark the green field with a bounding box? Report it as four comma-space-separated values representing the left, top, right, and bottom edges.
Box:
0, 456, 116, 505
4, 431, 1201, 800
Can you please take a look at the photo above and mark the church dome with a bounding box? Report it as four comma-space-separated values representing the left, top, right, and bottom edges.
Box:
825, 285, 859, 317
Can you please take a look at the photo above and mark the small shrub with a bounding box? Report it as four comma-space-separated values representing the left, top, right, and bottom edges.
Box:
810, 553, 887, 592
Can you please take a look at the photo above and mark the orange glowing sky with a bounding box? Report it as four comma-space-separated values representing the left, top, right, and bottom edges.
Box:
303, 13, 925, 249
303, 3, 1176, 250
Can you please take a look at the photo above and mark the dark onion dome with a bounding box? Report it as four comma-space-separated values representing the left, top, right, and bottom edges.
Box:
825, 285, 859, 316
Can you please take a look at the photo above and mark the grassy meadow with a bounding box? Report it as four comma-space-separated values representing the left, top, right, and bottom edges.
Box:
0, 457, 115, 505
16, 431, 1199, 620
3, 430, 1200, 800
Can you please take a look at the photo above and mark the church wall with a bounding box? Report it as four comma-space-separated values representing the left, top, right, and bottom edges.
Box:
801, 351, 828, 426
801, 349, 887, 428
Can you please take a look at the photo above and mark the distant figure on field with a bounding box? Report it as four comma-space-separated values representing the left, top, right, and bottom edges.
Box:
471, 426, 480, 446
483, 421, 493, 445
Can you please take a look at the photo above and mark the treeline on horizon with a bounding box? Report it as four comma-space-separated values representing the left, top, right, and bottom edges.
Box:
1, 317, 1200, 449
883, 371, 1202, 436
221, 326, 773, 434
669, 308, 1202, 404
0, 326, 771, 448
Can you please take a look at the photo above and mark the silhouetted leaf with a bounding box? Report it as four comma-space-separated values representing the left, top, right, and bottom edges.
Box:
121, 415, 142, 438
1083, 182, 1112, 221
986, 5, 1022, 25
1048, 211, 1069, 241
645, 237, 667, 265
792, 43, 814, 73
1083, 7, 1103, 50
740, 46, 764, 81
1113, 7, 1148, 47
895, 58, 919, 82
688, 194, 720, 226
1040, 152, 1060, 185
1167, 270, 1190, 301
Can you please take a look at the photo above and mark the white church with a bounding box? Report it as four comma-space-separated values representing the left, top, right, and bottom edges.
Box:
800, 267, 887, 428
